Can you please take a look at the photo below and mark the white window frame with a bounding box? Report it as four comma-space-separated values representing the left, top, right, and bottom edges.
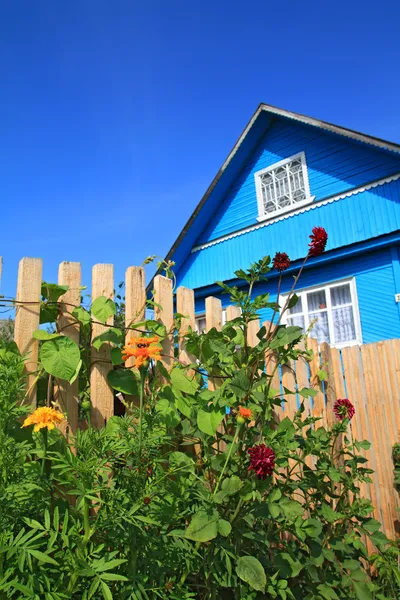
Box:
194, 309, 229, 333
254, 152, 314, 222
281, 278, 362, 348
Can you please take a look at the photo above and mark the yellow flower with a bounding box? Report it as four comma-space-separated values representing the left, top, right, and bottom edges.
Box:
22, 406, 64, 432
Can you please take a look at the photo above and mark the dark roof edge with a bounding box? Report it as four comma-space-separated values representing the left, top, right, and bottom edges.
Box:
148, 103, 400, 291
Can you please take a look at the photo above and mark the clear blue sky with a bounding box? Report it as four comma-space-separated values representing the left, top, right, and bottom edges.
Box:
1, 0, 400, 300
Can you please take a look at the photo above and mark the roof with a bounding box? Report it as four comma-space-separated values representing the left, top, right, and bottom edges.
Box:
149, 103, 400, 289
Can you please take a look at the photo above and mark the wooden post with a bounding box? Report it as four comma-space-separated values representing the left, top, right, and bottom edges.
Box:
308, 338, 325, 428
14, 258, 43, 407
320, 342, 337, 428
91, 264, 114, 428
247, 318, 260, 347
125, 266, 146, 363
206, 297, 222, 390
176, 286, 195, 365
153, 275, 174, 372
226, 305, 241, 321
55, 262, 81, 435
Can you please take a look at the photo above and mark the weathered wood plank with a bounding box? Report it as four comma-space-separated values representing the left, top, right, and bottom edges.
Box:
91, 264, 114, 428
176, 286, 195, 366
55, 262, 81, 435
153, 275, 174, 371
14, 258, 43, 407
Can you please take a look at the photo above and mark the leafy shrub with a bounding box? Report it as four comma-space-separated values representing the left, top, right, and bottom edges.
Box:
0, 236, 400, 599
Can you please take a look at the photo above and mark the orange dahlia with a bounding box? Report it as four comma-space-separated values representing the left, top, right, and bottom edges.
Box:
22, 406, 64, 432
122, 336, 162, 368
238, 406, 253, 420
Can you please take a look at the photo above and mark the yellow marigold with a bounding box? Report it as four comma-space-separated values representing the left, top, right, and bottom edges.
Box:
122, 336, 162, 368
22, 406, 64, 432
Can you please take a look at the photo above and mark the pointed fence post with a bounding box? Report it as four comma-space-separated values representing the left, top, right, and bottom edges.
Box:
91, 264, 114, 428
176, 286, 195, 366
55, 262, 81, 435
153, 275, 174, 372
14, 258, 43, 407
124, 266, 146, 406
205, 296, 222, 390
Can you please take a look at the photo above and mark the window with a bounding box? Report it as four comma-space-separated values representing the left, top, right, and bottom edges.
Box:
255, 152, 314, 221
282, 279, 362, 347
195, 309, 228, 333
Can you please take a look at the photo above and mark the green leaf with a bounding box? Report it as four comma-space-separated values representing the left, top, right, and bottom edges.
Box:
287, 294, 299, 309
355, 440, 372, 451
107, 369, 139, 395
96, 558, 127, 572
317, 369, 328, 381
72, 306, 91, 326
69, 359, 82, 384
221, 475, 243, 496
91, 296, 116, 323
236, 556, 266, 592
40, 337, 81, 382
302, 518, 322, 538
101, 581, 113, 600
317, 584, 340, 599
92, 328, 123, 350
111, 347, 124, 365
41, 282, 68, 302
229, 369, 251, 399
218, 519, 232, 537
298, 387, 318, 398
155, 399, 180, 427
353, 581, 373, 600
320, 503, 345, 523
185, 510, 219, 542
169, 451, 195, 473
171, 368, 199, 394
270, 325, 303, 349
32, 330, 61, 341
197, 408, 225, 436
362, 518, 381, 534
275, 553, 303, 578
175, 392, 193, 419
280, 498, 303, 522
269, 488, 282, 503
28, 549, 59, 565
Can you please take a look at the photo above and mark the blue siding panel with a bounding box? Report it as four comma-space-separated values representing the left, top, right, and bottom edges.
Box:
195, 119, 400, 245
177, 179, 400, 291
193, 247, 400, 344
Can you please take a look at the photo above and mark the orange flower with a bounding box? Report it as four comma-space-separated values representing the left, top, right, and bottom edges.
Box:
22, 406, 64, 432
122, 336, 162, 368
238, 406, 253, 420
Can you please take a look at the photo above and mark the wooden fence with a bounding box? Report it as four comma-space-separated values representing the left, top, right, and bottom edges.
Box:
2, 257, 400, 539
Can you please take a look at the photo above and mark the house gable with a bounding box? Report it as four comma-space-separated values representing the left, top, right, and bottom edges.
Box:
194, 117, 400, 247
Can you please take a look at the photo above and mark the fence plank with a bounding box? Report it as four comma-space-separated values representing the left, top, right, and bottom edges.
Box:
14, 258, 43, 407
281, 361, 297, 420
55, 262, 81, 435
308, 338, 324, 428
176, 286, 195, 366
205, 296, 223, 390
153, 275, 174, 371
226, 305, 241, 321
125, 266, 146, 365
247, 318, 260, 347
91, 264, 114, 428
320, 342, 337, 429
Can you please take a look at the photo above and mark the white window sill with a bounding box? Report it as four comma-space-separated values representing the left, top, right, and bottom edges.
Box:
256, 196, 316, 223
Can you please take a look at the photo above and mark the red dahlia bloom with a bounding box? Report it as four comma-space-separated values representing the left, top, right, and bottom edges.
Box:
248, 444, 276, 479
308, 226, 328, 257
333, 398, 355, 421
273, 252, 291, 272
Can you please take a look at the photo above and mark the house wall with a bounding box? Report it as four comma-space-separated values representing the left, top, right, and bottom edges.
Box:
195, 118, 400, 245
193, 245, 400, 344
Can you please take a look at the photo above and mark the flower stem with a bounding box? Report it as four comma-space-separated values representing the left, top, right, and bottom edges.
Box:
138, 368, 146, 462
83, 497, 91, 543
41, 428, 48, 477
213, 424, 241, 496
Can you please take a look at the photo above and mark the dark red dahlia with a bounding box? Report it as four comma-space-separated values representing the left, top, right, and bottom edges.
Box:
308, 226, 328, 257
333, 398, 355, 421
248, 444, 276, 479
143, 496, 152, 505
273, 252, 291, 272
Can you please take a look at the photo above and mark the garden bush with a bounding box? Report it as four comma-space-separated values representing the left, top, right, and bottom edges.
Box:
0, 229, 399, 599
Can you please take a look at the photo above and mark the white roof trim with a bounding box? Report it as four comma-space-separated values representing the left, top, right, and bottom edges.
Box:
259, 104, 400, 154
191, 171, 400, 254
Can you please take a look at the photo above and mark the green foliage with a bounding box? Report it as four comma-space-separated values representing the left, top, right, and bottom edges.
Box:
0, 256, 399, 599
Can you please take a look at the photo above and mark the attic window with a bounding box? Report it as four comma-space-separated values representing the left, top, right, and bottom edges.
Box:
255, 152, 314, 221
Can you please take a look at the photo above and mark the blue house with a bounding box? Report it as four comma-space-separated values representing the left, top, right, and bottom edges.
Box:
163, 104, 400, 347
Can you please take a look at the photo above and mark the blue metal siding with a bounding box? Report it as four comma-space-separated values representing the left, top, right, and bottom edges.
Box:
194, 247, 400, 344
195, 119, 400, 245
177, 179, 400, 291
